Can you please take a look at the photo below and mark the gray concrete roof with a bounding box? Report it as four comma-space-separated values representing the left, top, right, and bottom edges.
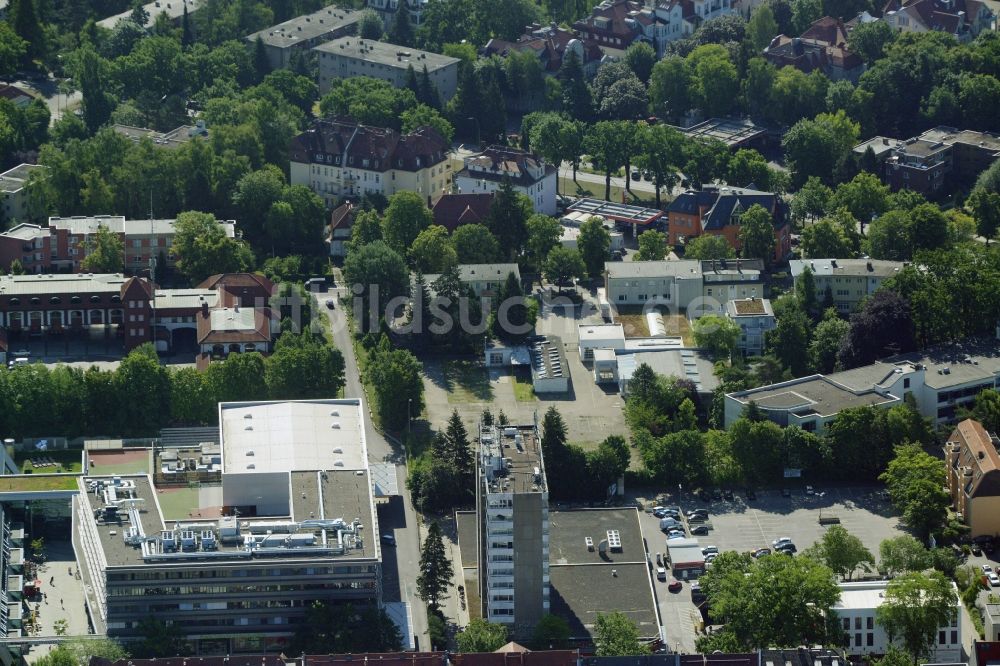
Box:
606, 260, 702, 279
313, 37, 460, 71
245, 5, 362, 48
789, 258, 905, 279
730, 375, 896, 416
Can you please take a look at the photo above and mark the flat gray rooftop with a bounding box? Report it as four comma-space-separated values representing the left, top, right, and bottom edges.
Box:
484, 424, 545, 495
547, 508, 659, 640
246, 5, 361, 48
313, 37, 460, 71
732, 376, 895, 416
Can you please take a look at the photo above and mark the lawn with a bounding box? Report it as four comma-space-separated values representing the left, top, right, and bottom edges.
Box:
560, 178, 658, 208
443, 360, 493, 404
13, 449, 84, 475
156, 486, 203, 521
0, 476, 79, 492
616, 313, 650, 338
613, 306, 695, 345
511, 369, 535, 402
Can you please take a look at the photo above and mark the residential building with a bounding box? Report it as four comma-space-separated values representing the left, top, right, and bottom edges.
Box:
245, 5, 362, 69
724, 297, 776, 356
476, 419, 550, 637
366, 0, 427, 26
423, 263, 521, 299
73, 399, 384, 653
985, 606, 1000, 644
197, 273, 275, 308
0, 216, 236, 275
834, 581, 962, 661
0, 164, 45, 225
945, 419, 1000, 538
98, 0, 202, 30
854, 126, 1000, 196
431, 193, 494, 232
112, 120, 209, 149
725, 340, 1000, 431
483, 24, 606, 79
880, 0, 993, 40
789, 258, 904, 314
328, 202, 354, 258
0, 84, 33, 108
289, 118, 452, 207
573, 0, 733, 55
196, 305, 277, 368
667, 185, 790, 262
604, 259, 765, 313
314, 37, 460, 100
763, 17, 865, 82
454, 147, 558, 215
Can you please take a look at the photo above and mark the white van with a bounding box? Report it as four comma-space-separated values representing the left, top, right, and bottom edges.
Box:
7, 357, 29, 369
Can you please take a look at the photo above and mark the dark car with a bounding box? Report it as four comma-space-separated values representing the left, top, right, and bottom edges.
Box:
687, 514, 707, 524
711, 488, 723, 500
777, 543, 797, 554
752, 548, 771, 558
325, 299, 335, 309
972, 544, 984, 556
698, 488, 710, 502
690, 525, 710, 535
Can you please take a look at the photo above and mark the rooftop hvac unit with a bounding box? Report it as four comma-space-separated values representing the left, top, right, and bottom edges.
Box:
200, 530, 217, 550
180, 530, 197, 551
161, 531, 177, 552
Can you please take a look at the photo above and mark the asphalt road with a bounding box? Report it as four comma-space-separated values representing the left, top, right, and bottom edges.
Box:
321, 288, 429, 651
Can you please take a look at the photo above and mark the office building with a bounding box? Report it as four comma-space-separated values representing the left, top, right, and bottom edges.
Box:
789, 258, 904, 314
454, 147, 558, 215
98, 0, 201, 29
314, 37, 460, 100
289, 118, 452, 207
604, 259, 764, 314
245, 5, 363, 70
834, 581, 961, 661
73, 399, 383, 654
366, 0, 427, 27
476, 419, 549, 638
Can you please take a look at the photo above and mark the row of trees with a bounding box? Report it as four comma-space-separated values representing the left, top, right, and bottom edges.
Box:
0, 334, 344, 439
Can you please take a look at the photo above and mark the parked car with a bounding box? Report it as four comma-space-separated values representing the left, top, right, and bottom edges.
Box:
989, 572, 1000, 587
773, 537, 793, 549
777, 543, 797, 554
656, 552, 663, 567
8, 357, 29, 369
722, 488, 734, 501
381, 534, 396, 546
325, 299, 335, 309
753, 548, 771, 558
711, 488, 723, 500
660, 518, 683, 531
687, 509, 709, 519
668, 577, 682, 592
631, 170, 641, 181
667, 530, 686, 540
687, 514, 708, 524
657, 566, 668, 581
701, 546, 719, 556
691, 525, 710, 536
982, 564, 994, 575
697, 488, 710, 502
972, 543, 983, 556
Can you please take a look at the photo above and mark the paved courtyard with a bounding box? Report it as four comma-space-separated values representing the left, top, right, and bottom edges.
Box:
632, 485, 907, 654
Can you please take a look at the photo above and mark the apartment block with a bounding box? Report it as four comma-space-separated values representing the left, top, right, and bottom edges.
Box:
454, 147, 558, 215
314, 37, 460, 100
789, 258, 904, 314
724, 297, 776, 357
245, 5, 362, 70
477, 420, 549, 638
0, 164, 45, 225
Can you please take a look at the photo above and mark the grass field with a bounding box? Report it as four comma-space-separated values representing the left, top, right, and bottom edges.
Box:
12, 449, 84, 474
443, 360, 493, 404
614, 307, 695, 345
0, 476, 78, 492
511, 369, 535, 402
88, 451, 150, 476
156, 486, 203, 521
617, 313, 650, 337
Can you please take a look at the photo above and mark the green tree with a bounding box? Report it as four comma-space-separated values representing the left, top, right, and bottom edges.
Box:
586, 121, 630, 201
350, 210, 384, 249
115, 345, 171, 437
969, 187, 1000, 244
879, 444, 949, 540
782, 110, 860, 186
847, 20, 896, 65
486, 179, 531, 258
382, 191, 434, 256
624, 41, 656, 82
456, 618, 509, 652
359, 9, 384, 39
800, 211, 858, 258
452, 224, 500, 264
416, 521, 454, 610
636, 230, 668, 261
441, 409, 475, 486
791, 177, 834, 225
289, 602, 402, 654
649, 56, 691, 122
693, 314, 740, 360
526, 214, 563, 272
594, 611, 651, 656
578, 216, 611, 279
401, 105, 454, 143
636, 123, 683, 207
389, 1, 415, 46
80, 224, 125, 273
809, 308, 849, 373
10, 0, 44, 62
830, 171, 890, 227
559, 48, 593, 122
410, 225, 458, 273
688, 45, 739, 118
531, 614, 572, 649
804, 524, 874, 580
876, 571, 958, 664
171, 211, 253, 284
0, 22, 27, 77
698, 551, 840, 651
966, 389, 1000, 434
132, 617, 192, 658
265, 333, 346, 400
366, 336, 424, 431
544, 246, 586, 291
766, 305, 811, 376
739, 204, 776, 264
748, 5, 780, 50
343, 242, 410, 332
685, 234, 735, 260
76, 44, 115, 133
879, 536, 931, 578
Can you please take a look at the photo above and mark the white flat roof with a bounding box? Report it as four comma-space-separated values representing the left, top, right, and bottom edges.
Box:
219, 399, 367, 474
578, 323, 626, 345
834, 581, 891, 611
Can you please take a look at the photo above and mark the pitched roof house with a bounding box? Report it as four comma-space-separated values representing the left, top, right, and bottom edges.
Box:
431, 193, 494, 232
946, 419, 1000, 538
667, 185, 790, 262
880, 0, 994, 39
763, 17, 865, 82
483, 24, 606, 78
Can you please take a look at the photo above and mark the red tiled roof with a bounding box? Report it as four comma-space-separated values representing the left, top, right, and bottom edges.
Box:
197, 273, 275, 295
432, 193, 495, 232
196, 306, 272, 344
330, 202, 354, 231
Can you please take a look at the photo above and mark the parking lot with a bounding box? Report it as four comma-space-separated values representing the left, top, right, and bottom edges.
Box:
632, 485, 907, 653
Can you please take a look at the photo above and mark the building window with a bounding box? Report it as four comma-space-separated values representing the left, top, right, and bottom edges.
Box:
866, 617, 873, 630
855, 617, 861, 630
951, 630, 958, 644
855, 633, 862, 647
843, 618, 850, 630
866, 633, 873, 647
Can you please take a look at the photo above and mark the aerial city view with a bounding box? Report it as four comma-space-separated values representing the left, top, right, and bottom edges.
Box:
0, 0, 1000, 664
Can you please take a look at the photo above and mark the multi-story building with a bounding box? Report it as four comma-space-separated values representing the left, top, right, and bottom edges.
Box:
74, 399, 383, 654
725, 340, 1000, 431
573, 0, 733, 55
245, 5, 362, 70
789, 258, 904, 314
483, 24, 607, 79
289, 118, 452, 207
945, 419, 1000, 538
724, 297, 776, 356
834, 581, 962, 661
667, 185, 790, 263
880, 0, 993, 41
853, 126, 1000, 196
0, 164, 45, 225
366, 0, 427, 26
476, 419, 549, 638
314, 37, 461, 100
604, 259, 765, 313
0, 216, 236, 275
764, 17, 865, 82
454, 147, 558, 215
97, 0, 202, 29
423, 263, 522, 299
